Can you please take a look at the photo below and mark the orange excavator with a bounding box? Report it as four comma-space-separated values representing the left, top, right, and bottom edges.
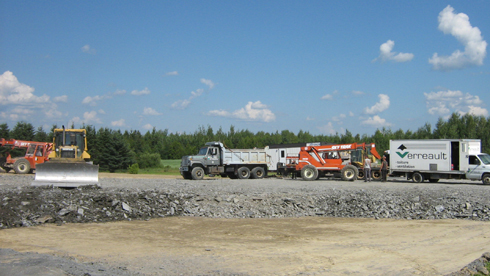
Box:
294, 142, 381, 181
0, 138, 52, 174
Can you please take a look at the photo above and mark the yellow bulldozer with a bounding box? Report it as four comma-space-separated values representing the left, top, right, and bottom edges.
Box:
31, 126, 99, 187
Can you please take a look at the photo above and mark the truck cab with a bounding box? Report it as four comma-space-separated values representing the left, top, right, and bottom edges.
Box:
180, 142, 225, 180
466, 153, 490, 184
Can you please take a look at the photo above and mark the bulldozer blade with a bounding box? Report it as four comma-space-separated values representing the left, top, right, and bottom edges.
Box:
32, 162, 99, 188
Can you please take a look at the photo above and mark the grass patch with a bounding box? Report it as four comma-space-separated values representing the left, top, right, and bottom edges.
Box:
473, 261, 490, 276
136, 159, 181, 175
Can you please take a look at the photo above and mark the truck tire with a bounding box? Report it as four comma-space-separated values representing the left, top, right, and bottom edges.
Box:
191, 167, 204, 180
412, 172, 424, 183
482, 174, 490, 185
237, 167, 251, 179
251, 167, 265, 179
181, 172, 192, 180
340, 165, 358, 181
301, 165, 318, 181
371, 170, 381, 180
13, 159, 31, 174
357, 170, 365, 180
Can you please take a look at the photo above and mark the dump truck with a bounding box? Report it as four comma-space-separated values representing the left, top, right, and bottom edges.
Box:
180, 141, 270, 180
294, 142, 382, 181
0, 138, 52, 174
388, 139, 490, 184
31, 126, 99, 187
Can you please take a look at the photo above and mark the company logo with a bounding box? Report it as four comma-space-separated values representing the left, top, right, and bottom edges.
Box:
396, 152, 409, 158
395, 143, 447, 160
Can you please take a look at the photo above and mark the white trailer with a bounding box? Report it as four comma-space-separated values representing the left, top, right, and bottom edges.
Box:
389, 139, 490, 184
265, 142, 321, 174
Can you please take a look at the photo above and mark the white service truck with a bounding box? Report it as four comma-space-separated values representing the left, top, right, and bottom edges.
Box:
389, 139, 490, 184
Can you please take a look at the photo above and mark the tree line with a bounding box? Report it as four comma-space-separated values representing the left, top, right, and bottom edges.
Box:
1, 113, 489, 172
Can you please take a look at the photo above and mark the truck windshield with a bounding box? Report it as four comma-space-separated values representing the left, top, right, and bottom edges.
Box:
198, 147, 209, 155
478, 154, 490, 165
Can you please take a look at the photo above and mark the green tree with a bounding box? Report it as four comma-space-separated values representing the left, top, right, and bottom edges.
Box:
10, 121, 35, 140
33, 126, 49, 142
0, 123, 9, 139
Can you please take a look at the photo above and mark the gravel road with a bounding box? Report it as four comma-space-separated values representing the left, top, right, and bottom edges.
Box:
1, 173, 490, 275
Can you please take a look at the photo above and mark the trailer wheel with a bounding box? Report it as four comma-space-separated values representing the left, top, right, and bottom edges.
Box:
237, 167, 251, 179
301, 165, 318, 181
412, 172, 424, 183
13, 159, 31, 174
341, 165, 358, 181
482, 174, 490, 185
251, 167, 265, 179
191, 167, 204, 180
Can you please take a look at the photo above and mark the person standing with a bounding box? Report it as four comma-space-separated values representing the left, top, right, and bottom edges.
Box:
364, 156, 371, 182
380, 156, 388, 182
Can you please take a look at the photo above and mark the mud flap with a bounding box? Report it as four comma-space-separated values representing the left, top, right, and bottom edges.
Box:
32, 162, 99, 188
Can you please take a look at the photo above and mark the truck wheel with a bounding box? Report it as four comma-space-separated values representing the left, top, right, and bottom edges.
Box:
13, 159, 31, 174
341, 165, 358, 181
482, 174, 490, 185
181, 172, 192, 180
251, 167, 265, 179
412, 172, 424, 183
191, 167, 204, 180
371, 170, 381, 180
237, 167, 251, 179
357, 170, 365, 180
301, 165, 318, 181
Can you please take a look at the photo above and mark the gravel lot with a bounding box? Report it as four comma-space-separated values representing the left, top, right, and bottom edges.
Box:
1, 173, 490, 275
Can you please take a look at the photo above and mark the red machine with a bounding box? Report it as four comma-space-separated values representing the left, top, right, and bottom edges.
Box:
294, 142, 381, 181
0, 138, 52, 174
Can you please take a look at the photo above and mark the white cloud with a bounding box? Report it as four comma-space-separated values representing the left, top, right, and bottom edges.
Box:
201, 78, 215, 89
82, 90, 126, 106
171, 88, 204, 109
361, 115, 391, 127
424, 89, 488, 116
143, 107, 162, 115
321, 90, 338, 100
165, 71, 178, 76
71, 111, 102, 125
349, 111, 354, 117
207, 101, 276, 122
317, 122, 336, 135
143, 123, 153, 129
352, 90, 365, 96
364, 94, 390, 114
98, 109, 106, 114
131, 87, 151, 96
171, 99, 191, 109
53, 95, 68, 102
306, 116, 315, 121
0, 71, 63, 122
111, 119, 125, 127
81, 44, 96, 54
0, 71, 50, 105
429, 5, 487, 71
374, 40, 414, 63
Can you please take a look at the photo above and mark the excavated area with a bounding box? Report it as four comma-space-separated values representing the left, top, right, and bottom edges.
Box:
0, 173, 490, 275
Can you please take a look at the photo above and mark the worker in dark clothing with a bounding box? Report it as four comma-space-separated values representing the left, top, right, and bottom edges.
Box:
380, 156, 388, 182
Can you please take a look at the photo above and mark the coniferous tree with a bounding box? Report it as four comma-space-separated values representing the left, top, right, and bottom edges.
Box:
10, 121, 35, 140
0, 123, 9, 139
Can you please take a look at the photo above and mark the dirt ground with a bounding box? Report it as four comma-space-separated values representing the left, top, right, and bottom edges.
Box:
1, 216, 489, 275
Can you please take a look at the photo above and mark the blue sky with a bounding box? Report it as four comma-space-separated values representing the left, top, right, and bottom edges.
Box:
1, 1, 489, 136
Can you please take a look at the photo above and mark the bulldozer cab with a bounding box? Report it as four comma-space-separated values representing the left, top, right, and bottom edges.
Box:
50, 128, 89, 160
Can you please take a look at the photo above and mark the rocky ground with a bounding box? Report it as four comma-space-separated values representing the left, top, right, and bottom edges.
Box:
1, 173, 490, 275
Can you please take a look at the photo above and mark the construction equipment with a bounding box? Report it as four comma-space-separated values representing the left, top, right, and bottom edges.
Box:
31, 126, 99, 187
294, 142, 382, 181
0, 138, 52, 174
